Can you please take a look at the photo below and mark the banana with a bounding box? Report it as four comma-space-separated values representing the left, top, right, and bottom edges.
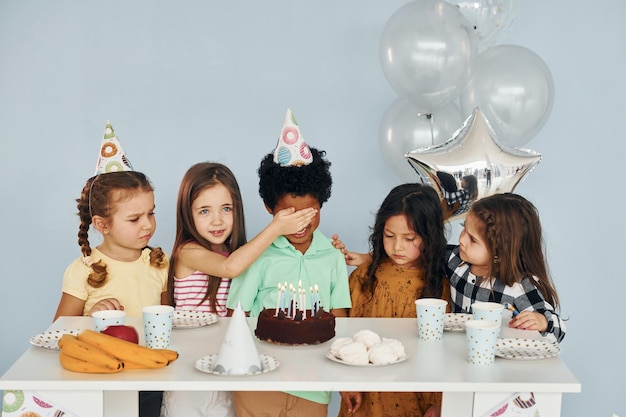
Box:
154, 349, 179, 363
59, 352, 122, 374
76, 329, 170, 369
123, 349, 178, 370
58, 334, 123, 371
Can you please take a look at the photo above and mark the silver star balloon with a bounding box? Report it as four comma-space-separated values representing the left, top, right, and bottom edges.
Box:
405, 108, 541, 220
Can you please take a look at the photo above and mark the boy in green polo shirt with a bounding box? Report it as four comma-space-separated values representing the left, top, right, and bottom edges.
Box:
226, 109, 351, 417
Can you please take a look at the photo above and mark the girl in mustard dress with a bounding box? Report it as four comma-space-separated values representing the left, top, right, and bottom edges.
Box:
338, 183, 450, 417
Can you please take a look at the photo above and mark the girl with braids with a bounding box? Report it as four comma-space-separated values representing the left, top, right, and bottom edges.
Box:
337, 183, 450, 417
160, 162, 315, 417
446, 192, 566, 343
53, 170, 168, 319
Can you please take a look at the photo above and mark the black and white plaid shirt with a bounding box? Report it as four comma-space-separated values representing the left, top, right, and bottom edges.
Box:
446, 245, 566, 343
444, 189, 472, 215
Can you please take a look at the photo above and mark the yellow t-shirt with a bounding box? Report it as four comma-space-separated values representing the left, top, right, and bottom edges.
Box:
62, 248, 169, 317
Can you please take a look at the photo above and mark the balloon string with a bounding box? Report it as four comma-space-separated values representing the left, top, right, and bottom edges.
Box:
428, 113, 434, 145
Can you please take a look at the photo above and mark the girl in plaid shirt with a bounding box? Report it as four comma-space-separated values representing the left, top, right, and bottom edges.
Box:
447, 193, 565, 342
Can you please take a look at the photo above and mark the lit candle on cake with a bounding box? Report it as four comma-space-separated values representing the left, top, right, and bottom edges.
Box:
314, 284, 320, 314
300, 288, 307, 319
280, 283, 286, 312
275, 282, 282, 316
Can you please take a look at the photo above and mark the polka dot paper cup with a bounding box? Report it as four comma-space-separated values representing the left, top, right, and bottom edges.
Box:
92, 309, 126, 332
415, 298, 448, 341
465, 319, 499, 365
142, 305, 174, 349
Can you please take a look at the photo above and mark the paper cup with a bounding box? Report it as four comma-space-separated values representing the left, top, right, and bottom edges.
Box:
471, 302, 505, 327
465, 319, 499, 365
415, 298, 448, 341
92, 310, 126, 332
142, 305, 174, 349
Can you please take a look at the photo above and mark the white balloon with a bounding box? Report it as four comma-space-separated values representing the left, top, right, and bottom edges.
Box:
445, 0, 520, 51
379, 99, 464, 182
460, 45, 555, 147
380, 0, 478, 113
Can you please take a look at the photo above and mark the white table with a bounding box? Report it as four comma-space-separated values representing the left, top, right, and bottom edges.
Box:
1, 316, 580, 417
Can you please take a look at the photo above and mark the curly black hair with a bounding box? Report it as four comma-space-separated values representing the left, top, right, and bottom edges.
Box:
258, 147, 333, 210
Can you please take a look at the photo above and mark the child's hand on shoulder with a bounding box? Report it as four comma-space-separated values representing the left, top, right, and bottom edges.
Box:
509, 310, 548, 333
88, 298, 124, 316
271, 206, 317, 236
331, 234, 371, 267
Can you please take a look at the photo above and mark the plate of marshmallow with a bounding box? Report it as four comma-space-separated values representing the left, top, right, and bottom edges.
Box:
326, 329, 407, 366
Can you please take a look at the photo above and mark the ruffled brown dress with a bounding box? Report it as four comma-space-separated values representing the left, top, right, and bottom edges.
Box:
337, 258, 451, 417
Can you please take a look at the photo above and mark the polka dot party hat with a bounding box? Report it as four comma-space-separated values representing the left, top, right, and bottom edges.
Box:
93, 122, 134, 175
273, 109, 313, 167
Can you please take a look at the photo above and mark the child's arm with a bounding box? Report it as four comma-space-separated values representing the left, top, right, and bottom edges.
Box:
54, 293, 123, 321
178, 206, 317, 279
331, 234, 372, 267
506, 279, 566, 342
509, 311, 548, 333
54, 293, 85, 321
330, 308, 348, 317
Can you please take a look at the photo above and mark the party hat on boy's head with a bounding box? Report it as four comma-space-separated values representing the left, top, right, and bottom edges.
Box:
93, 121, 134, 175
213, 301, 262, 375
273, 108, 313, 167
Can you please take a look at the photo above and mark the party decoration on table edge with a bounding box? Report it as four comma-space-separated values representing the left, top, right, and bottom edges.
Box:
480, 392, 540, 417
405, 108, 541, 220
58, 330, 178, 373
273, 108, 312, 167
196, 301, 279, 376
94, 121, 134, 175
326, 329, 406, 366
2, 390, 81, 417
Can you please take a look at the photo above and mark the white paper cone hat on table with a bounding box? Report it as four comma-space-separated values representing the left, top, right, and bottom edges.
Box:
214, 301, 262, 375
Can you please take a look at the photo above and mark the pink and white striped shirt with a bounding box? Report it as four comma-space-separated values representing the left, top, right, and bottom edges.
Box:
173, 272, 231, 316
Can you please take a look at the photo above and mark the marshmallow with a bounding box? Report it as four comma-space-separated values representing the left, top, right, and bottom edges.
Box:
353, 329, 381, 349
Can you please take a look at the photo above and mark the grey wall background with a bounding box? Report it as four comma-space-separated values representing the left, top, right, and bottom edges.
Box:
1, 1, 623, 416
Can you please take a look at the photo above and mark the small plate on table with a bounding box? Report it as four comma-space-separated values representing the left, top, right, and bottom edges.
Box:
325, 351, 408, 367
495, 338, 561, 360
444, 313, 472, 332
194, 354, 279, 376
30, 329, 81, 350
173, 310, 218, 329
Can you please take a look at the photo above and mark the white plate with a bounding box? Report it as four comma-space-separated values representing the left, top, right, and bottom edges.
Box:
444, 313, 472, 332
495, 338, 561, 360
194, 354, 279, 376
325, 351, 408, 367
173, 310, 218, 329
30, 329, 81, 350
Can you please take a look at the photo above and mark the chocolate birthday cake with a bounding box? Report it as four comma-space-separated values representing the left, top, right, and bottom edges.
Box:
255, 308, 335, 345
